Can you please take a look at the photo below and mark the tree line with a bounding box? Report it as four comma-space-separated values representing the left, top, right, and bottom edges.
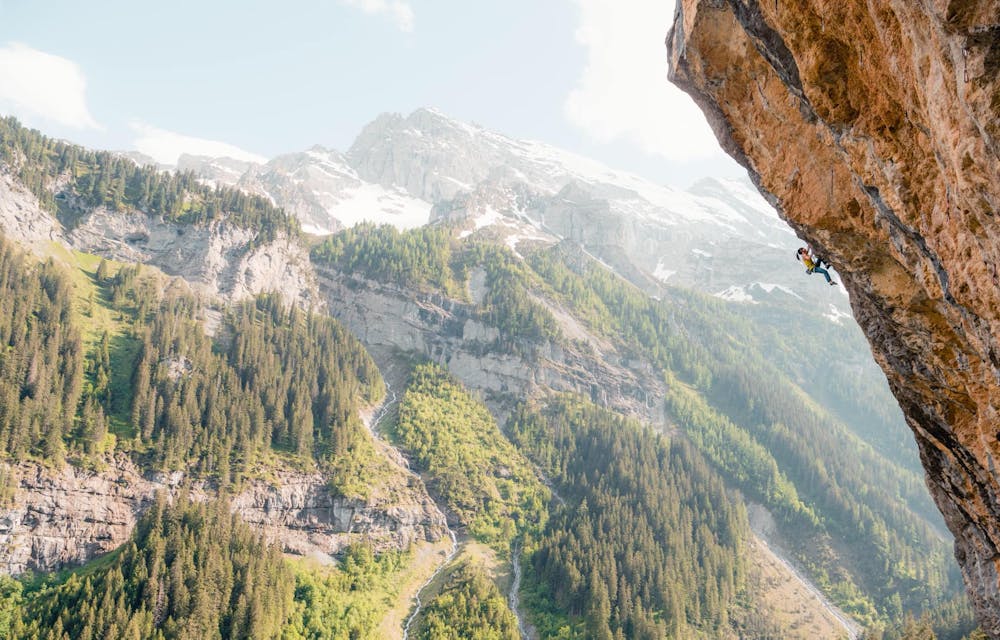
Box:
127, 291, 384, 484
0, 116, 298, 242
0, 496, 417, 640
0, 236, 84, 464
0, 236, 385, 491
4, 495, 295, 640
510, 397, 748, 639
522, 243, 960, 624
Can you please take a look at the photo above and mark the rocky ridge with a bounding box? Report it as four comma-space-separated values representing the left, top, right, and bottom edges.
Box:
668, 0, 1000, 633
0, 167, 318, 305
66, 208, 316, 304
0, 171, 62, 250
0, 455, 447, 575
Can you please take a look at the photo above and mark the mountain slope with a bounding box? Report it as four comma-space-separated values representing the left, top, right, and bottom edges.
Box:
236, 146, 431, 235
310, 223, 961, 629
0, 111, 977, 637
171, 108, 846, 318
347, 108, 843, 314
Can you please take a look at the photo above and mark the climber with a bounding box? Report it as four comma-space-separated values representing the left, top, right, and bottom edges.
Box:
806, 244, 831, 270
796, 247, 837, 286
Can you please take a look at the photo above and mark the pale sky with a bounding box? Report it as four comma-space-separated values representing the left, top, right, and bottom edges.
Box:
0, 0, 743, 187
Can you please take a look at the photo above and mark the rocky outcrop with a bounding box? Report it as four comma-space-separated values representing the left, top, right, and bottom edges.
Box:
0, 455, 447, 575
66, 208, 318, 304
0, 169, 319, 306
315, 267, 669, 429
0, 172, 63, 250
667, 1, 1000, 633
177, 153, 255, 188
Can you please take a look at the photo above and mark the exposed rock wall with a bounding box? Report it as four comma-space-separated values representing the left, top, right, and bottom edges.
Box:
667, 0, 1000, 633
0, 173, 318, 306
0, 455, 447, 575
66, 209, 317, 304
0, 172, 63, 250
315, 267, 669, 429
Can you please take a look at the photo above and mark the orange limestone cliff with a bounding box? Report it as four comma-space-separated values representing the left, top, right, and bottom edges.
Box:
667, 0, 1000, 634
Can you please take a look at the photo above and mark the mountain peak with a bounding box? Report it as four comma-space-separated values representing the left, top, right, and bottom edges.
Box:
306, 143, 336, 154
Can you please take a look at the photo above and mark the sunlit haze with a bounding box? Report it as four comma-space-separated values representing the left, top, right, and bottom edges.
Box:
0, 0, 742, 186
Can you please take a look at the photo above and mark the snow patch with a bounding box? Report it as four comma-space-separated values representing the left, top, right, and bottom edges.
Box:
653, 261, 676, 282
457, 206, 523, 238
504, 232, 552, 258
715, 286, 758, 304
311, 183, 432, 230
472, 206, 505, 230
754, 282, 804, 300
301, 222, 334, 236
824, 304, 852, 324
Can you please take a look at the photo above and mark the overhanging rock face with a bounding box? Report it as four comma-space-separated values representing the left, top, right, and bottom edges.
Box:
667, 0, 1000, 634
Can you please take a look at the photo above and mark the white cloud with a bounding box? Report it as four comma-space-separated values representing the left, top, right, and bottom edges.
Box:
0, 42, 100, 129
130, 121, 268, 166
565, 0, 722, 162
341, 0, 414, 32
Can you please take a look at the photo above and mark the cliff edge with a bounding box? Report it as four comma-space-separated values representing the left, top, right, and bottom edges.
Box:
667, 0, 1000, 633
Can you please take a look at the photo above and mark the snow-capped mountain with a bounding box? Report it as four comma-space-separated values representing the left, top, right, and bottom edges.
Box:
233, 146, 430, 235
167, 147, 430, 235
343, 108, 847, 313
177, 154, 256, 189
166, 107, 846, 316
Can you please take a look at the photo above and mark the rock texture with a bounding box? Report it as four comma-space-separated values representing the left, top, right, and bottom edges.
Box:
315, 266, 669, 430
0, 455, 447, 574
66, 208, 317, 304
0, 169, 319, 306
0, 171, 63, 250
667, 1, 1000, 633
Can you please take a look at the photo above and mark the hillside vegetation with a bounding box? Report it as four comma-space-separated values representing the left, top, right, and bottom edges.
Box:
312, 223, 963, 629
0, 235, 384, 490
0, 116, 298, 241
0, 237, 84, 465
0, 496, 411, 640
0, 189, 976, 638
415, 564, 520, 640
525, 243, 957, 624
392, 362, 548, 548
511, 397, 748, 639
